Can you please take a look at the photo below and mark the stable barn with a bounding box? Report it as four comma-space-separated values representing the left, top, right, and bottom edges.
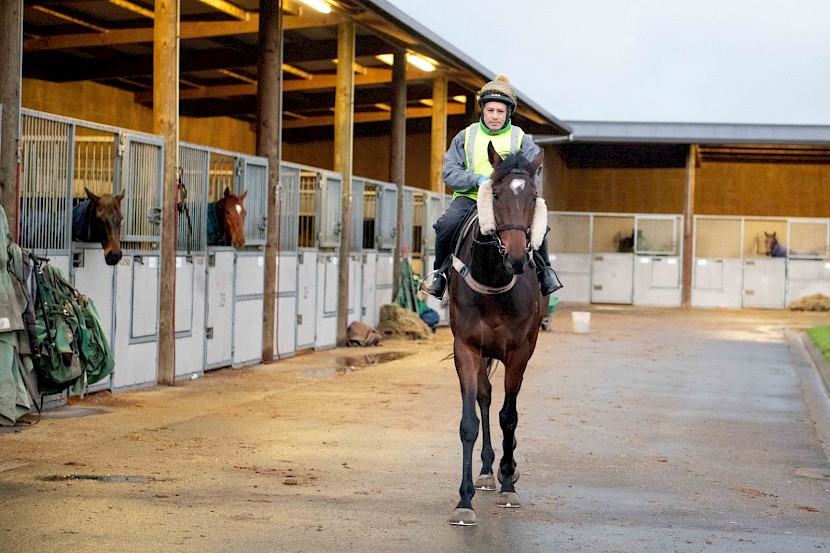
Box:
542, 121, 830, 309
0, 0, 567, 397
3, 3, 830, 402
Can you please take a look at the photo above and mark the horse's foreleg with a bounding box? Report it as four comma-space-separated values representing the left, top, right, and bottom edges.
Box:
474, 358, 496, 491
497, 360, 527, 508
449, 346, 480, 526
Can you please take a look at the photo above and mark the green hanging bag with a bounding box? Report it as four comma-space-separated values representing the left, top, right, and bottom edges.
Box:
33, 259, 114, 396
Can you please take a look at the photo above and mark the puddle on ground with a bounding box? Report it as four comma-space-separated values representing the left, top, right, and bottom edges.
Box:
302, 351, 413, 378
793, 467, 830, 481
40, 407, 109, 419
43, 474, 148, 483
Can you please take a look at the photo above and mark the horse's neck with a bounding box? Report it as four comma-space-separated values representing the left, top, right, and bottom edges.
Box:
72, 200, 95, 242
773, 242, 787, 257
207, 201, 229, 246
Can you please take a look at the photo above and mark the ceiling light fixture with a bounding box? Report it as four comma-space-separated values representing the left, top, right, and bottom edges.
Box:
297, 0, 332, 14
375, 52, 437, 72
405, 53, 436, 72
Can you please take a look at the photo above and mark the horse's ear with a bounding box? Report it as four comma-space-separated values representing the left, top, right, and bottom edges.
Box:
85, 187, 101, 202
223, 187, 231, 198
530, 151, 543, 176
487, 141, 502, 169
238, 190, 247, 203
114, 189, 125, 203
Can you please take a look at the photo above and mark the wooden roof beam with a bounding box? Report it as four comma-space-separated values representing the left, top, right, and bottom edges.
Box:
282, 103, 466, 129
24, 11, 343, 52
135, 66, 436, 103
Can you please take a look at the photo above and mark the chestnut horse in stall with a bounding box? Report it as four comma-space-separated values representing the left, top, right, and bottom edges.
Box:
207, 187, 247, 249
72, 187, 124, 266
447, 142, 548, 526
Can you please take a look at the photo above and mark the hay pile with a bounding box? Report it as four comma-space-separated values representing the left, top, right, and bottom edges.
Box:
377, 304, 433, 340
788, 293, 830, 311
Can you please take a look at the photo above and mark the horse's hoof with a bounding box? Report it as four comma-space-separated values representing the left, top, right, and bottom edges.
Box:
497, 492, 521, 508
449, 508, 477, 526
474, 473, 497, 490
496, 469, 520, 484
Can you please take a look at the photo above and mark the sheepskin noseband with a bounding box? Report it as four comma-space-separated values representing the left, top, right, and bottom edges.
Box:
477, 178, 548, 251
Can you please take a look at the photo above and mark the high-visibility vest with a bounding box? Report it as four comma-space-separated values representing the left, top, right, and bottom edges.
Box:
455, 122, 523, 200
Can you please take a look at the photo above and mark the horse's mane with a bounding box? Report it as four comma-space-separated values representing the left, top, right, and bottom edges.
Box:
490, 152, 535, 184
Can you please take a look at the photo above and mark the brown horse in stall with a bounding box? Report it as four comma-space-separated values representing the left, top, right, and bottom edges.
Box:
72, 187, 124, 265
447, 142, 548, 526
207, 187, 248, 249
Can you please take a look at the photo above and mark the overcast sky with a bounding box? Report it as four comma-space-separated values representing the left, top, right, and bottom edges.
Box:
386, 0, 830, 126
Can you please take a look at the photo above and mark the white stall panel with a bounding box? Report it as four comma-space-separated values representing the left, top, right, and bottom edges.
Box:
233, 253, 264, 367
633, 256, 681, 307
361, 252, 379, 326
296, 250, 317, 350
73, 248, 115, 347
176, 255, 206, 378
591, 253, 633, 304
742, 257, 785, 309
315, 253, 338, 350
233, 297, 263, 367
131, 256, 160, 339
205, 249, 235, 369
550, 253, 591, 303
112, 256, 158, 390
692, 259, 743, 309
274, 253, 298, 359
235, 253, 264, 297
786, 259, 830, 305
175, 257, 194, 333
375, 253, 394, 311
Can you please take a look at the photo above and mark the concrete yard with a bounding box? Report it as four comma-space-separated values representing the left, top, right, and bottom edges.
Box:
1, 305, 829, 553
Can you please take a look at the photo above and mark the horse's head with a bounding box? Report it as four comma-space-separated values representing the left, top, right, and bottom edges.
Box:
477, 142, 546, 275
215, 187, 248, 249
85, 187, 124, 265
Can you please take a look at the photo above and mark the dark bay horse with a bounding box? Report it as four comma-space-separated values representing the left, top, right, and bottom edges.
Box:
447, 142, 547, 526
207, 187, 247, 249
72, 187, 124, 265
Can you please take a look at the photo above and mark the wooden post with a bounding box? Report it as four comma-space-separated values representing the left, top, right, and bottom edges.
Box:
681, 144, 697, 308
258, 0, 282, 363
429, 73, 448, 193
334, 21, 355, 346
154, 0, 179, 385
390, 50, 407, 299
0, 0, 22, 237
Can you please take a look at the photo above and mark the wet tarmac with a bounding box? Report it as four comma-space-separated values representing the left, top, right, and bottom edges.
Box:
1, 306, 829, 552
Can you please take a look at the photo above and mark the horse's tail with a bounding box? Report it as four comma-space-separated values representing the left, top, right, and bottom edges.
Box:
485, 357, 498, 379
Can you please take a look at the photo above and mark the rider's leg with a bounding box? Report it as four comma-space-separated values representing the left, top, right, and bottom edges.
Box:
533, 235, 563, 296
424, 196, 476, 298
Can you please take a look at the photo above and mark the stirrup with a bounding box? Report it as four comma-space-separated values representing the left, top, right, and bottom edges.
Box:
420, 270, 448, 299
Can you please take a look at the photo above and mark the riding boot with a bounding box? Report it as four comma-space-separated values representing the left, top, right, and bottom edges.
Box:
533, 240, 563, 296
421, 228, 453, 299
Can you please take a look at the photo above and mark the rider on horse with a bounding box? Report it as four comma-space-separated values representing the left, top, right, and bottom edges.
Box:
422, 75, 562, 299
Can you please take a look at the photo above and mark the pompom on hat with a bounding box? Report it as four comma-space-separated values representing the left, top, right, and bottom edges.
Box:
478, 74, 518, 113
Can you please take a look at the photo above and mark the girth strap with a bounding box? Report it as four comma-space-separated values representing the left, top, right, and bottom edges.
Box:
451, 254, 517, 295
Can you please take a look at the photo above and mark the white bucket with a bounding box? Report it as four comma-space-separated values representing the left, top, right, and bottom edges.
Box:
571, 311, 591, 334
